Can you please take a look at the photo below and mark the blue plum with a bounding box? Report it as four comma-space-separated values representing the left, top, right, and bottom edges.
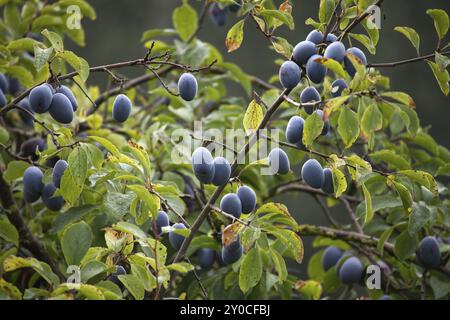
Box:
0, 73, 8, 93
7, 76, 20, 96
324, 41, 346, 63
41, 183, 64, 211
169, 223, 187, 250
212, 157, 231, 186
279, 61, 302, 89
306, 54, 327, 84
378, 295, 391, 300
0, 89, 6, 108
178, 73, 198, 101
321, 168, 334, 194
326, 33, 338, 43
301, 159, 324, 188
49, 93, 74, 124
29, 84, 53, 113
221, 239, 243, 265
17, 98, 34, 126
292, 41, 317, 66
209, 3, 227, 26
344, 47, 367, 77
268, 148, 290, 174
228, 4, 240, 13
306, 29, 324, 44
285, 116, 305, 144
112, 94, 132, 123
56, 85, 78, 111
52, 159, 68, 188
417, 236, 441, 269
300, 86, 321, 114
197, 248, 216, 268
237, 186, 256, 214
331, 79, 348, 97
155, 210, 170, 234
192, 147, 215, 184
20, 137, 46, 160
322, 246, 343, 271
339, 256, 364, 284
23, 166, 44, 203
220, 193, 242, 218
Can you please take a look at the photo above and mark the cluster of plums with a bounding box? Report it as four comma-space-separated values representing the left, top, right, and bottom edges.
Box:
22, 159, 68, 211
209, 3, 240, 27
301, 159, 334, 194
0, 73, 21, 108
191, 147, 231, 186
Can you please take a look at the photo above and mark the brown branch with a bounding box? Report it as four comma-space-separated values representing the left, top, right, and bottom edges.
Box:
368, 50, 450, 68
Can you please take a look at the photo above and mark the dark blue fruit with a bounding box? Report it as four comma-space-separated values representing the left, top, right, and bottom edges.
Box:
306, 54, 327, 84
156, 210, 170, 234
23, 166, 44, 203
0, 89, 6, 108
306, 29, 324, 44
169, 223, 187, 250
29, 84, 53, 113
301, 159, 324, 188
212, 157, 231, 186
197, 248, 216, 268
326, 33, 338, 43
322, 246, 343, 271
209, 3, 227, 26
52, 159, 68, 188
7, 76, 20, 96
331, 79, 348, 97
49, 93, 74, 124
300, 86, 321, 114
107, 265, 127, 285
192, 147, 215, 184
268, 148, 290, 174
286, 116, 305, 144
417, 236, 441, 269
324, 41, 346, 63
279, 61, 302, 89
344, 47, 367, 77
237, 186, 256, 214
292, 41, 318, 66
339, 256, 364, 284
178, 73, 198, 101
112, 94, 132, 123
220, 193, 242, 218
221, 239, 243, 265
378, 295, 391, 300
18, 98, 34, 126
228, 4, 240, 13
20, 138, 46, 160
41, 183, 64, 211
321, 168, 334, 194
0, 74, 8, 93
56, 85, 78, 111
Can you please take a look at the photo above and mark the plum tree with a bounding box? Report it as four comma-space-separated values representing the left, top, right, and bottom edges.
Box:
324, 41, 346, 63
0, 73, 8, 93
339, 257, 364, 284
292, 41, 317, 66
169, 223, 187, 250
221, 239, 243, 265
41, 183, 64, 211
321, 168, 334, 194
52, 159, 68, 188
268, 148, 290, 174
112, 94, 132, 123
322, 246, 343, 271
20, 137, 46, 160
301, 159, 325, 188
156, 210, 170, 234
209, 3, 227, 26
344, 47, 367, 77
417, 236, 441, 269
197, 248, 216, 268
49, 93, 74, 124
56, 85, 78, 111
220, 193, 242, 218
191, 147, 215, 184
29, 84, 53, 113
300, 86, 321, 114
279, 61, 301, 89
178, 73, 198, 101
212, 157, 231, 186
331, 79, 348, 97
306, 29, 324, 44
306, 54, 327, 84
285, 116, 305, 144
237, 186, 256, 214
23, 166, 44, 203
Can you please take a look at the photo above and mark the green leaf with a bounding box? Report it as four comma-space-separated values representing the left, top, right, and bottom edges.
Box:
61, 221, 92, 266
427, 9, 449, 40
58, 50, 90, 82
337, 107, 360, 148
113, 221, 147, 241
377, 227, 394, 256
243, 100, 264, 135
332, 167, 347, 197
302, 111, 324, 148
271, 36, 293, 59
0, 220, 19, 246
259, 10, 294, 30
315, 56, 348, 79
118, 274, 145, 300
34, 44, 53, 71
239, 247, 262, 294
394, 26, 420, 54
428, 61, 450, 96
3, 256, 60, 286
394, 230, 418, 261
89, 136, 136, 166
7, 38, 39, 52
172, 2, 198, 42
369, 150, 411, 170
295, 280, 323, 300
429, 275, 450, 299
60, 146, 88, 205
408, 202, 431, 236
319, 0, 335, 24
361, 104, 383, 135
0, 278, 22, 300
167, 262, 194, 273
42, 29, 64, 52
392, 181, 413, 215
349, 33, 375, 54
381, 91, 416, 108
397, 170, 437, 195
126, 185, 160, 219
225, 19, 245, 53
3, 161, 29, 183
361, 183, 373, 224
269, 248, 287, 283
80, 261, 107, 283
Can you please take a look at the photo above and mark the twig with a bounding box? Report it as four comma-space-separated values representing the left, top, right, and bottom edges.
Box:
342, 198, 364, 234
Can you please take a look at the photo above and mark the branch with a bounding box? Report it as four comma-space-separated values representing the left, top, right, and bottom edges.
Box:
368, 50, 450, 68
